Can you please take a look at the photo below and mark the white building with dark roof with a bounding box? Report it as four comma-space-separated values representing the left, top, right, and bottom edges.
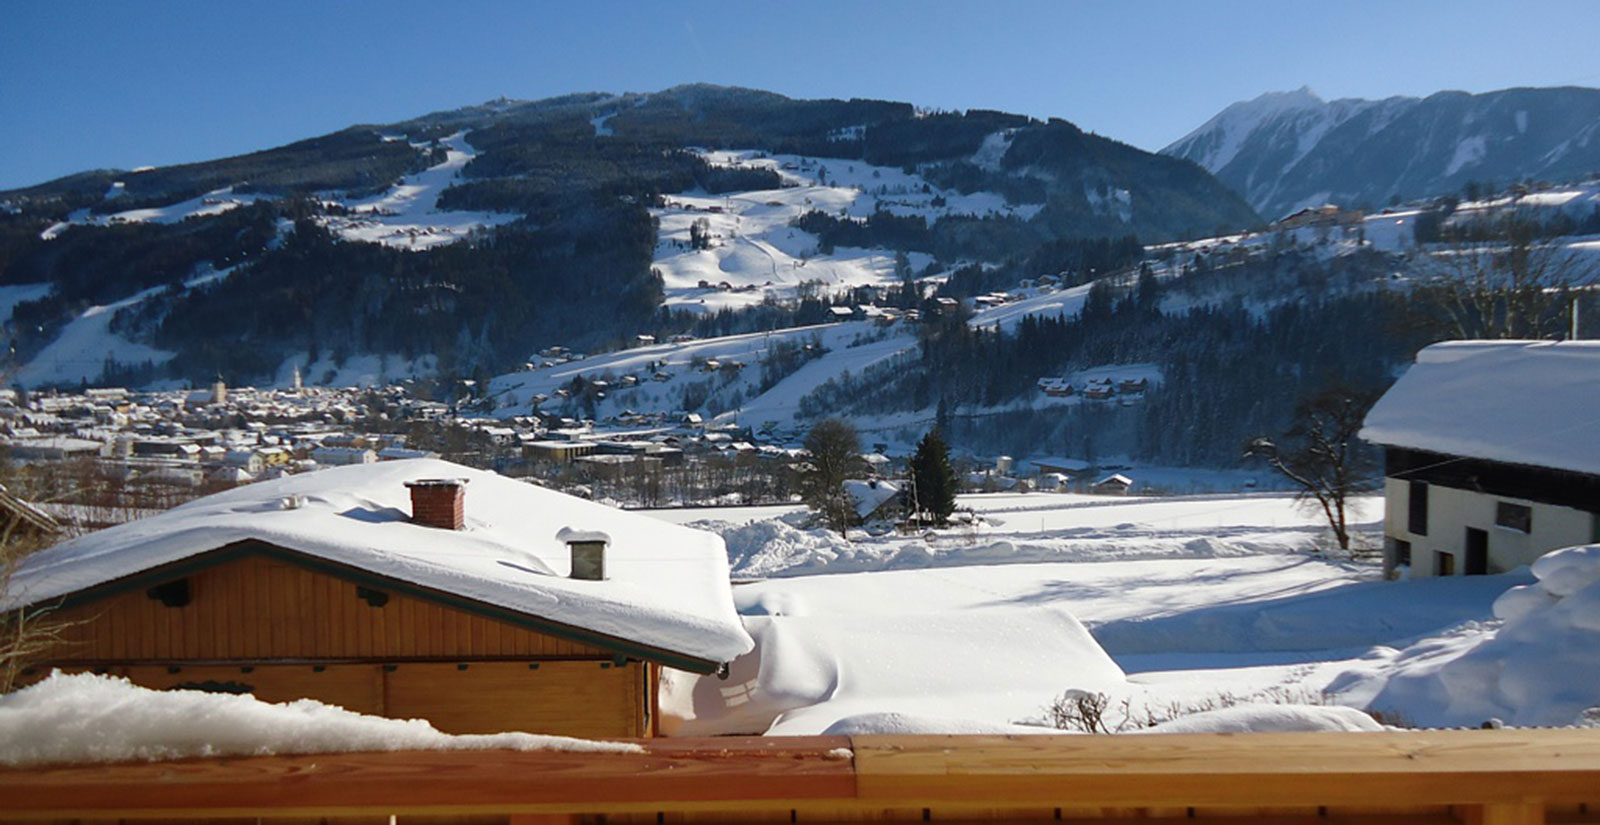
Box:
1361, 340, 1600, 578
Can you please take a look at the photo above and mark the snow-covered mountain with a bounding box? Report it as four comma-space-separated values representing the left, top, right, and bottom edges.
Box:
0, 85, 1257, 389
1165, 86, 1600, 221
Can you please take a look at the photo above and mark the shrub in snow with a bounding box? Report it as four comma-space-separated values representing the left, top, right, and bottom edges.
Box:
1041, 684, 1370, 734
1365, 544, 1600, 727
0, 672, 641, 766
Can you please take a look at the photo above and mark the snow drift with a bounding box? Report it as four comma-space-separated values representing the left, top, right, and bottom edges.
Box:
0, 672, 641, 767
1354, 544, 1600, 727
660, 607, 1125, 736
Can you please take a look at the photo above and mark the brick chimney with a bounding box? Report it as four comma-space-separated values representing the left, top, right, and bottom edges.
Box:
405, 479, 469, 530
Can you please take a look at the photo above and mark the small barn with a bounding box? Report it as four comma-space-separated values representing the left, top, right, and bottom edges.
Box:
6, 459, 751, 738
1091, 473, 1134, 495
844, 478, 902, 524
1361, 341, 1600, 578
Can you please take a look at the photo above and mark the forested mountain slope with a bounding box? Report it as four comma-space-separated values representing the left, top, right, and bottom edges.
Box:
0, 85, 1258, 388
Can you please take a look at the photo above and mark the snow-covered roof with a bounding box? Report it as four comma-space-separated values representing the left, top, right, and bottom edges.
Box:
1360, 341, 1600, 476
844, 479, 901, 520
6, 459, 752, 669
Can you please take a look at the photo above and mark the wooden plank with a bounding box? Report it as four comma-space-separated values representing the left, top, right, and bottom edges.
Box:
0, 737, 856, 820
1193, 806, 1324, 818
342, 577, 359, 657
183, 571, 201, 657
1546, 803, 1600, 823
1463, 803, 1547, 825
849, 733, 1600, 808
4, 732, 1600, 822
384, 661, 637, 738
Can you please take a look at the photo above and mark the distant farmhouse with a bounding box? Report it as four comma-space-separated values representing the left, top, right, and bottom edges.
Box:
6, 460, 752, 738
1361, 341, 1600, 578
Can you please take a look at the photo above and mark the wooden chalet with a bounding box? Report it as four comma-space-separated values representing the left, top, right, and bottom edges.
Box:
1083, 381, 1116, 400
8, 460, 751, 739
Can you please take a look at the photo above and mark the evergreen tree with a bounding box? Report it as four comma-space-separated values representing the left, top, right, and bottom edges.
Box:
908, 429, 958, 526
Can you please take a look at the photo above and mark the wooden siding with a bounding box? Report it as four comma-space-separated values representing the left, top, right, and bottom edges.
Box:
25, 552, 655, 738
52, 660, 647, 738
386, 661, 643, 737
40, 553, 611, 662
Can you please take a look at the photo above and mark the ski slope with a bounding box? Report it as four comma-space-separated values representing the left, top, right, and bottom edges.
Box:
653, 150, 1040, 313
317, 132, 519, 250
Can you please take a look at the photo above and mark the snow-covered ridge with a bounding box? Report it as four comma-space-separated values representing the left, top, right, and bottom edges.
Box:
38, 132, 518, 252
1167, 86, 1600, 221
1165, 87, 1335, 173
40, 188, 269, 240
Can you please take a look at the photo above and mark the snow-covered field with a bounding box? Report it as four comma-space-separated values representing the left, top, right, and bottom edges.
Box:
652, 491, 1588, 736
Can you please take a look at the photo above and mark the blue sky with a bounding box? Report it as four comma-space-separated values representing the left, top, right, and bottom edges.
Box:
2, 0, 1597, 189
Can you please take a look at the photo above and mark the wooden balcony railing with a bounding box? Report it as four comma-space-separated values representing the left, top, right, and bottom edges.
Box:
3, 730, 1599, 824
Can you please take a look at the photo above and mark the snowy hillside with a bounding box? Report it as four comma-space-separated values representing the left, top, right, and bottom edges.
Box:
1166, 86, 1600, 220
654, 150, 1036, 313
39, 132, 517, 251
487, 279, 1119, 441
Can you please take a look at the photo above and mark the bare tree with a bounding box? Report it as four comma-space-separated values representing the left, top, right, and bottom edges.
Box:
798, 418, 865, 535
0, 514, 74, 694
1246, 386, 1379, 552
1413, 220, 1592, 340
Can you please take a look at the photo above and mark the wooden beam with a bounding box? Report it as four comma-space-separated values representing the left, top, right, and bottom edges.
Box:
0, 737, 855, 820
1, 732, 1598, 822
849, 732, 1600, 808
1462, 803, 1547, 825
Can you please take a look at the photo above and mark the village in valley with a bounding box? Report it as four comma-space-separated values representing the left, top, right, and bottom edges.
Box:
3, 5, 1600, 821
